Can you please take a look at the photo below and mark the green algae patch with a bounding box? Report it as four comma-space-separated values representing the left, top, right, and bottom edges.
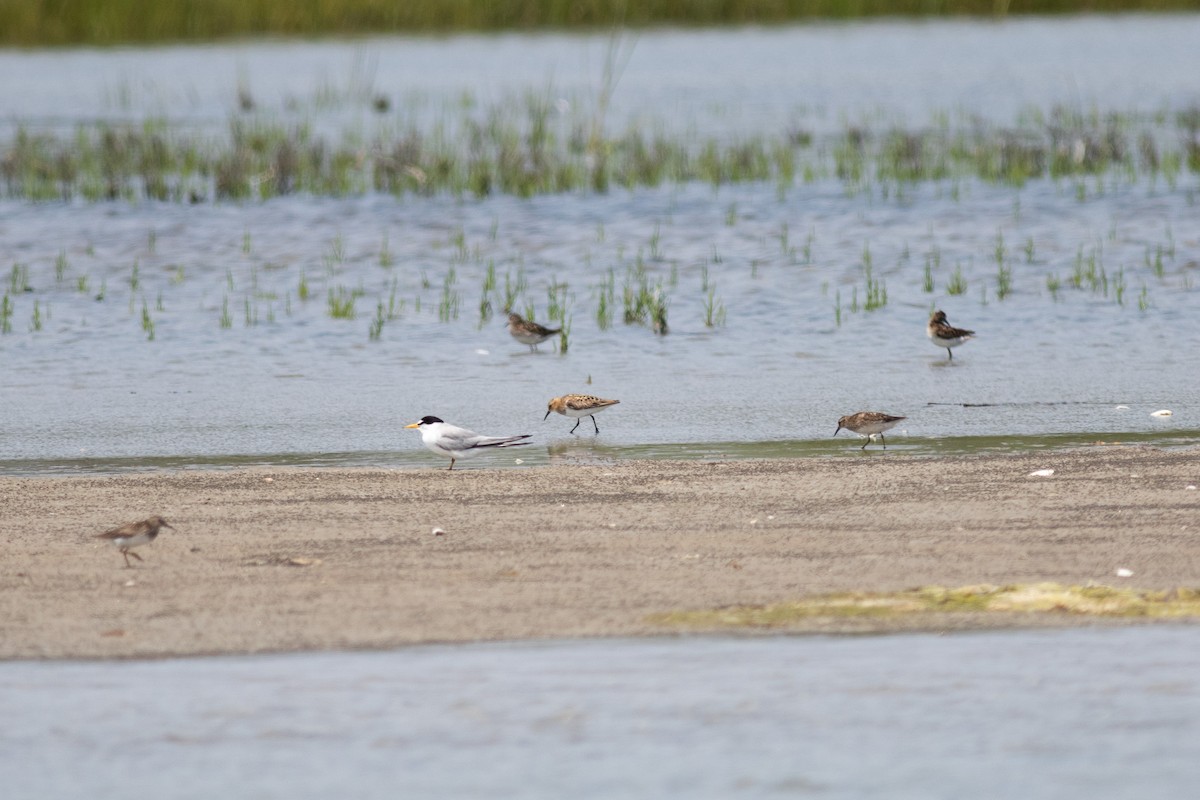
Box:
650, 584, 1200, 629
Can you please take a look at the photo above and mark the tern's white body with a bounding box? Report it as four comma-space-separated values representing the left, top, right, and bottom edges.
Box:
406, 417, 531, 470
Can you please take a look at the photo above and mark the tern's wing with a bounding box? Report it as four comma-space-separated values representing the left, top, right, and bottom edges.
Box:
469, 434, 533, 449
434, 425, 486, 450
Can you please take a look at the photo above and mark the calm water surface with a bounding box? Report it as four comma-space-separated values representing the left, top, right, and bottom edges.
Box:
1, 17, 1198, 472
2, 627, 1199, 799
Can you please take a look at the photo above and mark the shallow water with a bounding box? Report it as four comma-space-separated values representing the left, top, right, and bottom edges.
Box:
3, 627, 1199, 799
4, 15, 1200, 135
1, 17, 1198, 473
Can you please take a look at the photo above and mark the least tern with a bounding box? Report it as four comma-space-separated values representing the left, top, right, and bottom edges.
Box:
507, 312, 561, 351
927, 310, 975, 360
95, 515, 175, 567
405, 416, 532, 470
544, 394, 620, 434
835, 412, 906, 450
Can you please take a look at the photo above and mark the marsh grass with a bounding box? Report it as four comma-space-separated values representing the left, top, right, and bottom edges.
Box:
141, 300, 155, 340
5, 2, 1198, 46
5, 99, 1199, 203
369, 301, 386, 340
946, 263, 968, 295
996, 261, 1013, 300
438, 267, 460, 322
9, 263, 31, 294
558, 315, 572, 354
595, 269, 615, 330
703, 287, 727, 327
0, 293, 11, 333
328, 286, 359, 319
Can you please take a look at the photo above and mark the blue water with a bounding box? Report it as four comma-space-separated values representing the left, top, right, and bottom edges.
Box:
3, 626, 1199, 799
1, 17, 1198, 472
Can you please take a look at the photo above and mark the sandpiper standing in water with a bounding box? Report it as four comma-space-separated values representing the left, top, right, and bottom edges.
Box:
835, 412, 907, 450
544, 394, 620, 434
927, 310, 975, 360
507, 312, 561, 352
95, 515, 175, 567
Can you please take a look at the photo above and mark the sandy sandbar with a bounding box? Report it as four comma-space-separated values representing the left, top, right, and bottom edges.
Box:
2, 446, 1198, 660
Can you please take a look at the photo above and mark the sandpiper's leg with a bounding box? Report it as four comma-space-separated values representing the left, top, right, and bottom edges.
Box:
947, 348, 953, 361
121, 549, 131, 568
570, 418, 581, 434
860, 438, 869, 451
447, 458, 456, 471
129, 551, 143, 562
880, 433, 887, 449
591, 415, 600, 434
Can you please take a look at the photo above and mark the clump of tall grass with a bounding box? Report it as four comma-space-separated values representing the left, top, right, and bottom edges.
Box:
369, 301, 387, 340
946, 263, 968, 295
703, 288, 727, 327
141, 300, 155, 340
0, 293, 12, 333
328, 286, 358, 319
9, 263, 31, 294
620, 262, 669, 334
595, 269, 615, 330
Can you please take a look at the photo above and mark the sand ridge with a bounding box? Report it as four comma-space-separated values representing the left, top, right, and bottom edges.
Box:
1, 446, 1198, 660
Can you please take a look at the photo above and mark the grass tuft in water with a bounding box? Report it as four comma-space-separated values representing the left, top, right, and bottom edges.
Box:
141, 300, 155, 340
996, 261, 1012, 300
328, 286, 359, 319
369, 301, 386, 340
946, 263, 968, 295
9, 263, 31, 294
703, 286, 727, 327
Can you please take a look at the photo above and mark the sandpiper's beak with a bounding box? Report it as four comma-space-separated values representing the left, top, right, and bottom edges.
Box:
833, 426, 842, 437
543, 410, 552, 421
404, 422, 420, 429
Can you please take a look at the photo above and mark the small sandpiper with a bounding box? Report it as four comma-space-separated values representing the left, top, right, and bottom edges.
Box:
507, 312, 561, 351
95, 515, 175, 567
544, 394, 620, 434
834, 412, 907, 450
927, 310, 975, 360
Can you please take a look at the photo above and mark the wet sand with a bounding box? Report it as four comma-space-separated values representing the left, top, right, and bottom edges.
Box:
2, 446, 1198, 660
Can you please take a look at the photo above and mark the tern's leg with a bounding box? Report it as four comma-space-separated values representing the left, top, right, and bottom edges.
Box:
591, 415, 600, 434
570, 419, 581, 434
